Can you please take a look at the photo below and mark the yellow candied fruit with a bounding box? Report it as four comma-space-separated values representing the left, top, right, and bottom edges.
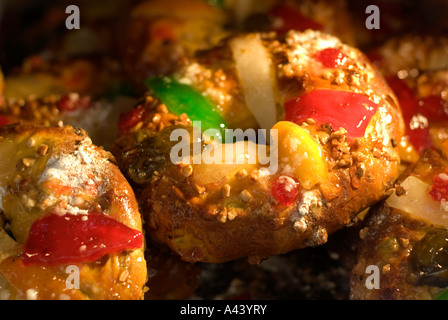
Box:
272, 121, 328, 189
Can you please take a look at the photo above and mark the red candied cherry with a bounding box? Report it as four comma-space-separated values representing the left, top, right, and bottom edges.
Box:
386, 75, 433, 154
314, 48, 347, 69
285, 89, 378, 139
417, 95, 448, 122
271, 175, 301, 206
118, 105, 147, 134
57, 92, 91, 112
429, 173, 448, 202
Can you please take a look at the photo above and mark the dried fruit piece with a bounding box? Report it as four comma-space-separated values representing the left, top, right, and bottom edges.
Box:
57, 93, 91, 112
285, 89, 378, 139
146, 77, 229, 141
271, 175, 301, 206
386, 76, 433, 154
22, 212, 143, 266
118, 105, 147, 134
314, 48, 347, 68
429, 173, 448, 202
273, 121, 327, 189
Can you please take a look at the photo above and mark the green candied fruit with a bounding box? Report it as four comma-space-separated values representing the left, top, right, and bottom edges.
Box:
146, 77, 230, 143
409, 228, 448, 287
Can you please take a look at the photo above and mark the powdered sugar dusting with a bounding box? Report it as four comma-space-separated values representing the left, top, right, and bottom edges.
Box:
38, 137, 108, 215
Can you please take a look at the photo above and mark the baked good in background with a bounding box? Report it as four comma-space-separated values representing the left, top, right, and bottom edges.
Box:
368, 35, 448, 164
349, 28, 448, 300
350, 143, 448, 299
121, 0, 355, 87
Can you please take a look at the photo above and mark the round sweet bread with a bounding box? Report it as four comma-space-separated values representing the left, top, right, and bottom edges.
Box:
0, 124, 147, 300
113, 30, 404, 263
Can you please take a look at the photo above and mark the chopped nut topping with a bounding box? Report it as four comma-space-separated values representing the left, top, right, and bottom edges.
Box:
239, 189, 252, 202
156, 121, 165, 132
217, 208, 227, 223
194, 183, 206, 195
221, 184, 231, 198
152, 113, 161, 124
22, 158, 36, 167
399, 237, 409, 248
133, 121, 144, 131
18, 178, 31, 191
156, 104, 169, 114
293, 219, 307, 233
13, 174, 23, 184
227, 209, 237, 221
250, 170, 260, 182
38, 198, 55, 211
181, 164, 193, 178
305, 118, 316, 125
27, 137, 36, 147
24, 197, 36, 209
235, 169, 248, 180
179, 113, 189, 122
355, 163, 365, 178
359, 227, 369, 240
16, 160, 27, 172
118, 270, 129, 282
320, 123, 333, 133
317, 132, 330, 144
172, 186, 185, 199
37, 144, 49, 156
391, 138, 398, 148
395, 184, 406, 197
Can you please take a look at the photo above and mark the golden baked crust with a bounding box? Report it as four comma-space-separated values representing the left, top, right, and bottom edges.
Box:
112, 30, 404, 264
0, 124, 147, 300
